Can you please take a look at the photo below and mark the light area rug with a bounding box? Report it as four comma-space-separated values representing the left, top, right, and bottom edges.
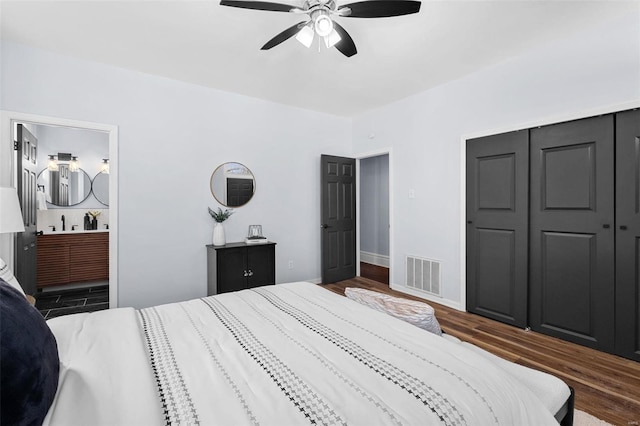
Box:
575, 409, 614, 426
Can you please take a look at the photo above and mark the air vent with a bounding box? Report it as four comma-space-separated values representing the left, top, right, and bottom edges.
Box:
406, 255, 442, 296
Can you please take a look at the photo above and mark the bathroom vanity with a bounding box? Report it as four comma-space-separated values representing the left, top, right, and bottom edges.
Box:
37, 231, 109, 287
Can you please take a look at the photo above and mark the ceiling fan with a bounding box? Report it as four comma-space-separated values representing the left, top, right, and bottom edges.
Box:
219, 0, 421, 57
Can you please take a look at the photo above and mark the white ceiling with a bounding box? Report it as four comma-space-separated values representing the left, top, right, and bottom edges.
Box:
1, 0, 637, 117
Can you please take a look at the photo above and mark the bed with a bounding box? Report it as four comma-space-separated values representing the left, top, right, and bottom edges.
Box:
2, 281, 573, 425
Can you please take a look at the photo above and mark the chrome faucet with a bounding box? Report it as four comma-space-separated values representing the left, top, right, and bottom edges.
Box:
61, 215, 66, 231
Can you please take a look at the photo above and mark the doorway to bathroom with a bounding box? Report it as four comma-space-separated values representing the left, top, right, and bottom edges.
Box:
0, 111, 118, 312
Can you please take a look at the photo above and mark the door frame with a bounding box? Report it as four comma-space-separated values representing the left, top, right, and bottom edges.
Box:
0, 111, 119, 308
354, 147, 393, 284
459, 100, 640, 314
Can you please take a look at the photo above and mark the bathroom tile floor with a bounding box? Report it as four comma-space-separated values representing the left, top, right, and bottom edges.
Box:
35, 285, 109, 319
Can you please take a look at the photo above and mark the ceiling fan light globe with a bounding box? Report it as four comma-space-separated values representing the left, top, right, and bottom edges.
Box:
314, 13, 333, 37
324, 29, 341, 48
295, 25, 315, 48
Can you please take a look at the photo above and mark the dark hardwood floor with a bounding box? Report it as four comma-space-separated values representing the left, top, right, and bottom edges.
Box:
360, 262, 389, 285
321, 277, 640, 426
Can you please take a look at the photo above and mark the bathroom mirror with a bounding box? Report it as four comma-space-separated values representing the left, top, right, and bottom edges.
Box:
92, 172, 109, 206
37, 167, 93, 207
210, 162, 255, 207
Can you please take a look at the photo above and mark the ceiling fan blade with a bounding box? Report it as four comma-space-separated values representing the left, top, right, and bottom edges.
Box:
339, 0, 421, 18
332, 21, 357, 57
261, 21, 308, 50
220, 0, 295, 13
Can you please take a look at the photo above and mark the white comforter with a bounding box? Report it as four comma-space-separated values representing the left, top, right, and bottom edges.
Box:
44, 282, 559, 425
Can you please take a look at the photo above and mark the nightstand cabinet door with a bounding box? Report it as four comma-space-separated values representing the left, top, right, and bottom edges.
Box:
216, 247, 247, 294
246, 244, 275, 289
207, 242, 276, 295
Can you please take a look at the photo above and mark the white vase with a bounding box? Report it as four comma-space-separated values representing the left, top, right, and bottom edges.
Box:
213, 222, 226, 246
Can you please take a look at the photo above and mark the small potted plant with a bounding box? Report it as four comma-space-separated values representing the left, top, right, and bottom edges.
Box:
208, 207, 233, 246
88, 210, 101, 230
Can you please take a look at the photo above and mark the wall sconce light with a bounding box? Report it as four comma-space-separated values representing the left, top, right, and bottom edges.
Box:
48, 153, 80, 172
100, 159, 110, 174
69, 156, 80, 172
47, 155, 59, 171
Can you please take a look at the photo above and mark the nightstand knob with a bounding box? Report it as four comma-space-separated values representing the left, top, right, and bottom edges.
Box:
248, 270, 253, 277
243, 270, 248, 277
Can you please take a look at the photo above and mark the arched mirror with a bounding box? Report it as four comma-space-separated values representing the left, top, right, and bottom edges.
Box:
37, 167, 92, 207
92, 172, 109, 206
210, 162, 255, 207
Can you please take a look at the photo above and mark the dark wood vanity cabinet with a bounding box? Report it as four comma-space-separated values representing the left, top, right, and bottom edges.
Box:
37, 232, 109, 287
207, 242, 276, 295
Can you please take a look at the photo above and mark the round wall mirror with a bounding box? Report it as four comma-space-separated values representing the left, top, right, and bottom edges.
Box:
210, 162, 255, 207
92, 172, 109, 206
37, 167, 92, 207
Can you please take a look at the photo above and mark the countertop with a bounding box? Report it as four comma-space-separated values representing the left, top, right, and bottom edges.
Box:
39, 229, 109, 235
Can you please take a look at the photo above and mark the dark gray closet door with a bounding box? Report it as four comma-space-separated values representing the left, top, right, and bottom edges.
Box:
466, 130, 529, 328
615, 109, 640, 361
530, 115, 615, 352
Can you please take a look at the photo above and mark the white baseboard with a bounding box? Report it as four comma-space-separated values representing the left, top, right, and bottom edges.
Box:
360, 251, 390, 268
390, 283, 464, 311
277, 278, 322, 285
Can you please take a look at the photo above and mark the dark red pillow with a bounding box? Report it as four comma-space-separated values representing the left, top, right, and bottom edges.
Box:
1, 279, 59, 425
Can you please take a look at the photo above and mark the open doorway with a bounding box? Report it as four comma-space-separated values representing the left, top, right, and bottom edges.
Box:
0, 111, 118, 313
358, 153, 390, 285
22, 123, 110, 318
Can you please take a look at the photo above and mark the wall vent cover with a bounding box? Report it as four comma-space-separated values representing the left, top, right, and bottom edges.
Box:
406, 255, 442, 296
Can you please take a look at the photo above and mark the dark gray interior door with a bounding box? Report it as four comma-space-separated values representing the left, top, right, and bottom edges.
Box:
529, 115, 615, 352
321, 155, 356, 284
615, 109, 640, 361
15, 124, 38, 295
466, 130, 529, 328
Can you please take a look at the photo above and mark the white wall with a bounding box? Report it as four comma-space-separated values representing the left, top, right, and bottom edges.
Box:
352, 13, 640, 308
1, 41, 351, 308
